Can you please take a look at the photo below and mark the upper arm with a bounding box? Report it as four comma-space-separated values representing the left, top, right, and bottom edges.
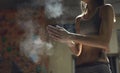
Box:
99, 4, 115, 46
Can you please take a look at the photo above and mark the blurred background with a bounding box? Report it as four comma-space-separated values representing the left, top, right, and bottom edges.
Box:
0, 0, 120, 73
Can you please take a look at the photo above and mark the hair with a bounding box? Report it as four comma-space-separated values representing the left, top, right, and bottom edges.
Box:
81, 0, 104, 14
80, 1, 87, 14
80, 0, 116, 22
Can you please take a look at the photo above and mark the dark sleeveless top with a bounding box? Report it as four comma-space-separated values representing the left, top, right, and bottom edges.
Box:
79, 8, 101, 35
75, 8, 109, 66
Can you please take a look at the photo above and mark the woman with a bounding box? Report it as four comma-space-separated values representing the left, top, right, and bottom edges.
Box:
47, 0, 116, 73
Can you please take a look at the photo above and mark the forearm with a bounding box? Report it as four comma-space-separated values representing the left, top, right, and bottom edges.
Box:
68, 33, 109, 50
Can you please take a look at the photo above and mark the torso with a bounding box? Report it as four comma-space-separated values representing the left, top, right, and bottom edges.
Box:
75, 6, 109, 65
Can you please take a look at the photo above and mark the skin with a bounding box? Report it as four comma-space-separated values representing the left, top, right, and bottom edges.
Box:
47, 0, 115, 65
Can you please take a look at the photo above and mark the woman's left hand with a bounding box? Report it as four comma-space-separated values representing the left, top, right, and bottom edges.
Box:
47, 25, 70, 43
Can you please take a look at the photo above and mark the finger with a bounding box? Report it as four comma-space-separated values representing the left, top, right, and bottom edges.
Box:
47, 28, 60, 35
47, 28, 59, 35
47, 25, 60, 31
48, 29, 63, 37
48, 31, 63, 39
49, 34, 62, 42
47, 25, 67, 39
48, 27, 67, 37
47, 25, 64, 33
49, 33, 67, 43
47, 27, 66, 37
56, 25, 63, 29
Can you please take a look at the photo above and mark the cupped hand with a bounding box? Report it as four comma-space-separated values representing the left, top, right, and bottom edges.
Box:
47, 25, 70, 43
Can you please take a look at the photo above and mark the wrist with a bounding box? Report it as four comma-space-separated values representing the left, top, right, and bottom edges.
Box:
68, 32, 75, 41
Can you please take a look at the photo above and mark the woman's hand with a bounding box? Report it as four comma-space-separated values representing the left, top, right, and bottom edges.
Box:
67, 41, 82, 56
47, 25, 70, 43
47, 25, 82, 56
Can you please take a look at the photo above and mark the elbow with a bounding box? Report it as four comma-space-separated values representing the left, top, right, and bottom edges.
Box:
103, 43, 109, 51
99, 41, 109, 50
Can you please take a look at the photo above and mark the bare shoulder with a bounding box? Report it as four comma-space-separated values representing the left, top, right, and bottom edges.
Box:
100, 4, 114, 13
99, 4, 115, 20
102, 4, 113, 8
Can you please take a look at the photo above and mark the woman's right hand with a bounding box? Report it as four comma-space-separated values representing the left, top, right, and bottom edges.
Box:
47, 25, 71, 43
67, 41, 82, 56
